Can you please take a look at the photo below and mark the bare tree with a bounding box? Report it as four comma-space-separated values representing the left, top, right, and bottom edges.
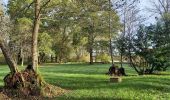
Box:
149, 0, 170, 17
116, 0, 145, 73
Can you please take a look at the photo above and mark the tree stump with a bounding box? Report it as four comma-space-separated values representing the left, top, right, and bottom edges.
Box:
3, 69, 67, 98
110, 77, 122, 83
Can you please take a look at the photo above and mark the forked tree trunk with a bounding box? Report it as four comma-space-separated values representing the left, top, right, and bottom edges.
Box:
0, 0, 56, 97
0, 41, 44, 96
32, 0, 41, 71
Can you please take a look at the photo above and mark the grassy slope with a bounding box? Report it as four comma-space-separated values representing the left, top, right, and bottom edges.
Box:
0, 64, 170, 100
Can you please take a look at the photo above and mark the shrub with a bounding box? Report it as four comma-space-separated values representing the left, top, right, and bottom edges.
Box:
79, 54, 90, 62
96, 54, 111, 63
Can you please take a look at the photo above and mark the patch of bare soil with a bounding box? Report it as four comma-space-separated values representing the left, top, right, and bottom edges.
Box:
2, 68, 70, 100
0, 92, 11, 100
0, 84, 69, 100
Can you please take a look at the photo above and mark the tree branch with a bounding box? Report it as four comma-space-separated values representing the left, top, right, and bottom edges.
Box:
37, 0, 51, 17
13, 1, 34, 19
158, 0, 167, 13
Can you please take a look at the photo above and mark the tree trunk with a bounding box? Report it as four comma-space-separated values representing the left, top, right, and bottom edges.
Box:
120, 52, 123, 68
109, 0, 114, 65
51, 55, 53, 63
55, 55, 58, 63
109, 39, 114, 64
27, 56, 31, 64
17, 51, 21, 65
129, 53, 140, 74
149, 65, 155, 74
21, 47, 24, 67
39, 52, 46, 64
0, 42, 18, 73
89, 47, 93, 64
0, 0, 59, 97
0, 42, 25, 91
32, 0, 41, 71
21, 54, 24, 67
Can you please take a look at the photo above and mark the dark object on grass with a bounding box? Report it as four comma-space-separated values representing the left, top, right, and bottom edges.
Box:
105, 64, 116, 76
106, 64, 126, 76
118, 67, 126, 76
26, 64, 33, 70
25, 64, 35, 73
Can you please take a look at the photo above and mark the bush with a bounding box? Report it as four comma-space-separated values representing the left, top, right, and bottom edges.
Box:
79, 54, 90, 62
69, 54, 90, 63
96, 54, 111, 63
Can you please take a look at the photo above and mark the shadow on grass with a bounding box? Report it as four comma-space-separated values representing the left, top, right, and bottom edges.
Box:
43, 74, 170, 100
0, 64, 170, 99
39, 63, 137, 76
55, 96, 124, 100
43, 73, 170, 94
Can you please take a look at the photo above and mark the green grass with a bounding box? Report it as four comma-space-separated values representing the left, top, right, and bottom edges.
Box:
0, 64, 170, 100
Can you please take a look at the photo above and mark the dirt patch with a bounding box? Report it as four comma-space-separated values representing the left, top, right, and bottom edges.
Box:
0, 92, 11, 100
0, 84, 69, 100
42, 83, 69, 98
2, 65, 70, 99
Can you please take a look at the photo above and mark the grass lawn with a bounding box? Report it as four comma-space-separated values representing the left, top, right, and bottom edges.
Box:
0, 64, 170, 100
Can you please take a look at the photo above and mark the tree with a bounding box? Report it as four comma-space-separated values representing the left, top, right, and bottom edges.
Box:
32, 0, 41, 71
41, 0, 79, 63
0, 0, 57, 97
9, 18, 32, 66
75, 0, 121, 64
109, 0, 114, 64
116, 0, 144, 72
42, 0, 120, 64
129, 25, 154, 74
0, 7, 18, 73
0, 4, 22, 89
38, 32, 53, 63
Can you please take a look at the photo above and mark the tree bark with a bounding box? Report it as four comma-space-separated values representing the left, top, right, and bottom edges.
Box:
32, 0, 41, 71
21, 54, 24, 67
89, 32, 94, 65
89, 47, 93, 64
120, 52, 123, 68
51, 55, 53, 63
109, 0, 114, 65
20, 47, 24, 67
55, 55, 58, 63
0, 42, 18, 73
109, 39, 114, 64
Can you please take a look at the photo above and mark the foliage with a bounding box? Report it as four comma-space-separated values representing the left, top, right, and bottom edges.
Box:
38, 32, 53, 63
40, 0, 121, 64
9, 17, 32, 64
117, 23, 170, 75
38, 32, 53, 55
7, 0, 34, 19
96, 53, 111, 63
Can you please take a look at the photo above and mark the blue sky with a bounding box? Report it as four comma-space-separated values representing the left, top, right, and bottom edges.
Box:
139, 0, 156, 24
3, 0, 8, 5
